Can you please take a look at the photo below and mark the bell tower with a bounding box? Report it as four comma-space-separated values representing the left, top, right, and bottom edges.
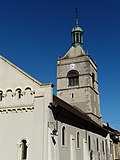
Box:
57, 13, 102, 124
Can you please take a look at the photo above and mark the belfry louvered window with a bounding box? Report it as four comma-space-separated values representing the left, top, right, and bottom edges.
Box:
67, 70, 79, 86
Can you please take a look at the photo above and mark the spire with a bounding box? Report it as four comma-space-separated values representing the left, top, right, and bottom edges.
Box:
71, 9, 83, 48
75, 8, 78, 27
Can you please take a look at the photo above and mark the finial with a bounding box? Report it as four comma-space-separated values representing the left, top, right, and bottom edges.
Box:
75, 8, 78, 27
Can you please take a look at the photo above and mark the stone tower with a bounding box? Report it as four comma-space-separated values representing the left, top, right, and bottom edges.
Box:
57, 15, 102, 124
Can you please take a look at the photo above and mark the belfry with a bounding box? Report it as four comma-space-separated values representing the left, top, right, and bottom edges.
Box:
57, 12, 102, 124
71, 9, 83, 47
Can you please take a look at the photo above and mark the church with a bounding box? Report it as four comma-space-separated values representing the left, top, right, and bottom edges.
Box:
0, 14, 117, 160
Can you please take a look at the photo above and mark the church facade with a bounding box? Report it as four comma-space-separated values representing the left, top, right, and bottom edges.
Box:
0, 15, 114, 160
0, 55, 54, 160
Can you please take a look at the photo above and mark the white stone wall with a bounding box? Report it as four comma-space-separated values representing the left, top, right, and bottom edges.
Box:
0, 85, 54, 160
54, 122, 110, 160
0, 56, 54, 160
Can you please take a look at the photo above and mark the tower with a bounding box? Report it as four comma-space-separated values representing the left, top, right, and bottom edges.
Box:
57, 14, 102, 124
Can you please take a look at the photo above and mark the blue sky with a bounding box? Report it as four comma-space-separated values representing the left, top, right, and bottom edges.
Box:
0, 0, 120, 130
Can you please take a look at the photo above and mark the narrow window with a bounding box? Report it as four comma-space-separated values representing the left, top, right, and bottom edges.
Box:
92, 73, 95, 88
62, 126, 65, 146
72, 33, 75, 44
0, 91, 3, 101
16, 89, 22, 99
110, 141, 113, 154
21, 140, 27, 159
80, 33, 83, 44
97, 138, 99, 151
18, 90, 22, 99
77, 132, 80, 148
72, 93, 74, 98
67, 70, 79, 86
94, 140, 96, 150
88, 135, 91, 150
102, 141, 104, 152
76, 33, 79, 42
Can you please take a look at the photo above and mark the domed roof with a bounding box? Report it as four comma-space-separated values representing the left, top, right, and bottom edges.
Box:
72, 26, 83, 32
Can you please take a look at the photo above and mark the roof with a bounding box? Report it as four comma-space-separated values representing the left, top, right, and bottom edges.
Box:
103, 124, 120, 143
103, 124, 119, 133
49, 95, 108, 137
113, 130, 120, 135
63, 45, 86, 59
72, 26, 83, 32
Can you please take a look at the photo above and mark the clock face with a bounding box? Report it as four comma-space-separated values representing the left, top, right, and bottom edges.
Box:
70, 63, 75, 69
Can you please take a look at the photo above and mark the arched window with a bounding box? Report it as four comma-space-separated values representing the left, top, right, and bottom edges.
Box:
6, 89, 13, 105
88, 135, 91, 150
24, 87, 33, 105
62, 126, 66, 146
77, 132, 80, 148
18, 90, 21, 99
21, 140, 27, 159
72, 93, 74, 98
16, 89, 22, 99
67, 70, 79, 86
